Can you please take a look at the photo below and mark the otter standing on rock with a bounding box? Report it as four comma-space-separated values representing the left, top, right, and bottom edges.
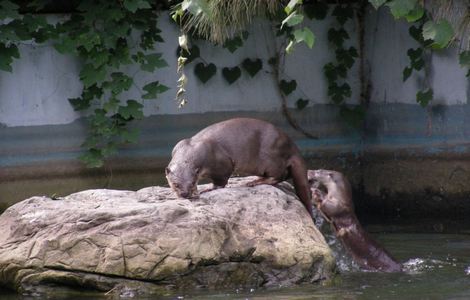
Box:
166, 118, 313, 218
308, 169, 402, 272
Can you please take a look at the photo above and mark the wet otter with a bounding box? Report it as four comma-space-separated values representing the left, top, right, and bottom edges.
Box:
308, 169, 402, 272
166, 118, 313, 217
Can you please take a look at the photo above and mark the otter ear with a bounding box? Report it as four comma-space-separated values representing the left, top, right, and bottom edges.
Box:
165, 167, 171, 175
195, 167, 200, 174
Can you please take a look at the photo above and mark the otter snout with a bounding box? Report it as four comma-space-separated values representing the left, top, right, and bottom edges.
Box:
178, 191, 193, 198
173, 184, 199, 199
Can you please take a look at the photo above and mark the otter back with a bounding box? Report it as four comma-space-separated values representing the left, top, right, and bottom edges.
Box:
165, 118, 313, 217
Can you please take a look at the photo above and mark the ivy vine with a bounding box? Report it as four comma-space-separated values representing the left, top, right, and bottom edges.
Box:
0, 0, 170, 167
1, 0, 469, 168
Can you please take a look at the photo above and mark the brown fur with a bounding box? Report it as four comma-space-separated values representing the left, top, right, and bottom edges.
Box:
166, 118, 313, 217
308, 169, 402, 272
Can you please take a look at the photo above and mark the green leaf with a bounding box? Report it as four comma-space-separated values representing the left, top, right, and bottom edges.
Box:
181, 0, 210, 16
121, 128, 140, 143
328, 28, 349, 48
194, 63, 217, 83
387, 0, 416, 19
103, 72, 133, 95
304, 1, 329, 20
123, 0, 151, 13
142, 81, 170, 99
222, 67, 241, 84
0, 1, 20, 20
106, 8, 126, 22
53, 36, 77, 54
403, 66, 412, 81
282, 12, 304, 28
22, 15, 48, 32
285, 0, 302, 14
90, 50, 110, 68
279, 80, 297, 95
69, 97, 91, 111
369, 0, 388, 9
328, 82, 351, 104
459, 51, 470, 67
416, 89, 433, 107
407, 48, 422, 61
223, 36, 243, 53
409, 25, 424, 43
323, 63, 338, 81
0, 43, 19, 72
332, 5, 354, 25
405, 5, 424, 22
77, 32, 101, 52
79, 64, 107, 88
411, 58, 424, 70
296, 98, 309, 110
422, 20, 454, 49
336, 48, 356, 68
293, 28, 315, 48
101, 142, 118, 157
242, 58, 263, 77
118, 100, 144, 120
140, 53, 168, 72
79, 148, 104, 168
103, 97, 120, 113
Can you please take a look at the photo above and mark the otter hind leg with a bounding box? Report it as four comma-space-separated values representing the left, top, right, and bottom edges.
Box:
245, 176, 281, 187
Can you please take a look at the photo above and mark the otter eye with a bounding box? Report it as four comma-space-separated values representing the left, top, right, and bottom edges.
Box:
195, 168, 200, 174
165, 167, 171, 175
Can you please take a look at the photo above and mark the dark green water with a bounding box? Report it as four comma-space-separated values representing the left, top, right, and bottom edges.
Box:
2, 230, 470, 299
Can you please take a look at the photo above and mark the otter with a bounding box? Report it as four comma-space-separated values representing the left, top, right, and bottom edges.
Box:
308, 169, 402, 272
165, 118, 313, 217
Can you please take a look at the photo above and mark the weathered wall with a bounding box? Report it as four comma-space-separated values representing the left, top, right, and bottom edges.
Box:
0, 7, 469, 218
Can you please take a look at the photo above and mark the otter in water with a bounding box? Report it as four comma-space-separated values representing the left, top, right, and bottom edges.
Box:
308, 169, 402, 272
165, 118, 313, 217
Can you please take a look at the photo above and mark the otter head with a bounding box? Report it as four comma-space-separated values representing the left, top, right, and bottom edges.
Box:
307, 169, 354, 219
166, 162, 201, 199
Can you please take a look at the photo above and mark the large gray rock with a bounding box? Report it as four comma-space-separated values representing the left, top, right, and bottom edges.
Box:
0, 177, 335, 297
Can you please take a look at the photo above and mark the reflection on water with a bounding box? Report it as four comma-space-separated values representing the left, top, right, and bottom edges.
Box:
2, 232, 470, 299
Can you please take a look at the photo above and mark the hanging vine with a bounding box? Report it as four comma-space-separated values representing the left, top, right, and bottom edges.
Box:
1, 0, 468, 168
0, 0, 170, 167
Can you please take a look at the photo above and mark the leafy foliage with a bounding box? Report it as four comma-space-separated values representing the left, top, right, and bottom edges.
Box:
323, 3, 361, 126
281, 0, 317, 54
422, 20, 454, 49
0, 0, 466, 167
0, 0, 169, 167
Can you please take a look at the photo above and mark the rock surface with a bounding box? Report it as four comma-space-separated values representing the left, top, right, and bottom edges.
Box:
0, 177, 335, 296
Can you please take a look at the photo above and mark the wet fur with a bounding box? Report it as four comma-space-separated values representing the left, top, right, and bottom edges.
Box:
166, 118, 313, 217
308, 169, 402, 272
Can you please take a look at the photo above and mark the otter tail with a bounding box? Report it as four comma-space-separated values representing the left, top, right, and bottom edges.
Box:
289, 155, 313, 218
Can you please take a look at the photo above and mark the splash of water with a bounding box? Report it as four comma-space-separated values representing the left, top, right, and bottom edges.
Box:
313, 209, 360, 273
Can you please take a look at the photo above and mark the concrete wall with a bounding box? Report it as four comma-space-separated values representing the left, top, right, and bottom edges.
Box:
1, 7, 469, 219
